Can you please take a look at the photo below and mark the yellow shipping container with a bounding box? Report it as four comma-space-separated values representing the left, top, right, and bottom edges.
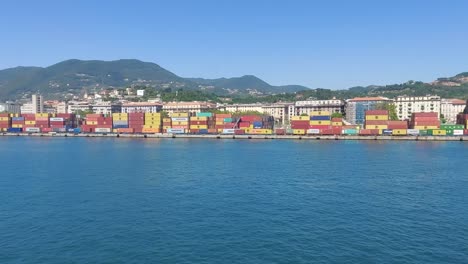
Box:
365, 115, 389, 121
112, 113, 128, 121
310, 111, 331, 116
414, 125, 438, 130
392, 129, 407, 135
191, 116, 208, 121
12, 124, 23, 128
143, 125, 161, 129
432, 129, 446, 136
142, 128, 160, 133
145, 113, 161, 117
293, 129, 306, 135
163, 126, 172, 129
291, 116, 310, 121
365, 125, 388, 130
310, 120, 331, 125
9, 113, 20, 117
86, 121, 98, 125
250, 129, 272, 134
0, 117, 10, 121
190, 125, 208, 129
215, 121, 224, 125
35, 113, 49, 118
163, 118, 172, 122
172, 121, 188, 126
172, 112, 189, 117
25, 121, 36, 125
332, 122, 342, 126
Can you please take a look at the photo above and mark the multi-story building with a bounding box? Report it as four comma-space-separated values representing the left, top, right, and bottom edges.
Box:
394, 95, 441, 120
223, 103, 264, 113
262, 103, 294, 125
121, 102, 163, 113
291, 99, 345, 120
21, 94, 44, 114
163, 101, 217, 116
345, 97, 392, 124
56, 102, 68, 114
67, 101, 92, 114
92, 102, 122, 115
441, 99, 466, 123
0, 101, 21, 113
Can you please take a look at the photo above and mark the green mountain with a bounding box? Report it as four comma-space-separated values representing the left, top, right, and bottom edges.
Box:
0, 59, 309, 100
188, 75, 307, 94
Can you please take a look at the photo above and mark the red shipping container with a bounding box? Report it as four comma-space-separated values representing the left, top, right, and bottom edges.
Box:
223, 123, 235, 128
41, 127, 53, 133
116, 128, 134, 133
234, 129, 245, 135
290, 120, 309, 126
309, 125, 331, 129
412, 117, 438, 122
190, 129, 199, 134
190, 121, 208, 125
275, 129, 286, 135
412, 112, 438, 118
171, 125, 188, 129
411, 121, 440, 126
365, 120, 388, 125
366, 110, 388, 115
86, 114, 103, 118
291, 124, 309, 129
0, 113, 9, 117
240, 116, 262, 122
215, 114, 232, 119
331, 118, 343, 122
239, 122, 250, 128
464, 129, 468, 135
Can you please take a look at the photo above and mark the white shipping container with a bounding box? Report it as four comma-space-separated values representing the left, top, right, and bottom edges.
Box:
407, 129, 420, 135
167, 128, 185, 134
25, 127, 41, 133
50, 117, 64, 122
453, 130, 464, 136
222, 129, 235, 134
307, 129, 320, 134
171, 117, 189, 122
95, 128, 111, 133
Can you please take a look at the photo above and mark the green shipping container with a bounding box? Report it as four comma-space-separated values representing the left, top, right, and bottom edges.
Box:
223, 118, 233, 123
440, 124, 464, 130
419, 130, 428, 136
196, 112, 213, 117
343, 129, 358, 135
445, 129, 454, 136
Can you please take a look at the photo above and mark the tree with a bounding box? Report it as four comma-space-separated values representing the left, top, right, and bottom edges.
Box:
331, 112, 343, 118
375, 102, 399, 120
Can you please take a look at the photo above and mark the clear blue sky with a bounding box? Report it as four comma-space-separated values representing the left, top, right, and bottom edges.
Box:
1, 0, 467, 89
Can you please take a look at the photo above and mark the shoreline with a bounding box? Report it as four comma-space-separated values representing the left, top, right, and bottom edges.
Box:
1, 132, 467, 141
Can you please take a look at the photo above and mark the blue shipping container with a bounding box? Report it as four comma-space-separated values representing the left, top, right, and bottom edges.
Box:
198, 129, 209, 134
383, 129, 393, 135
310, 116, 331, 121
113, 125, 129, 129
7, 128, 22, 133
73, 128, 82, 133
12, 117, 24, 121
223, 118, 233, 123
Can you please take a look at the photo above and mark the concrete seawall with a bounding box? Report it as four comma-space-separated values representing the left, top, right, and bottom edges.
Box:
1, 132, 467, 141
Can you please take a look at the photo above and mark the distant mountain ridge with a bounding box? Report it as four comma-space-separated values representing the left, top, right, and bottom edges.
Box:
0, 59, 308, 100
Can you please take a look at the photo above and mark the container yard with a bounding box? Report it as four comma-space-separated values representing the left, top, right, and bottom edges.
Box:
0, 110, 467, 140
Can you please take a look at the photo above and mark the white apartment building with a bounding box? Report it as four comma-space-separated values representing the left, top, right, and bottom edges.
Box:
163, 101, 217, 116
67, 101, 92, 113
0, 102, 21, 113
290, 99, 345, 121
56, 102, 68, 114
92, 102, 122, 115
121, 102, 163, 113
441, 99, 466, 123
21, 94, 44, 114
394, 95, 441, 120
223, 103, 264, 113
262, 103, 294, 125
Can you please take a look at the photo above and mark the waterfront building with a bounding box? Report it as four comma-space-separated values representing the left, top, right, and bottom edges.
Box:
0, 101, 21, 113
92, 102, 122, 115
345, 97, 392, 125
223, 103, 264, 113
121, 102, 163, 113
291, 100, 345, 120
21, 94, 44, 114
163, 101, 217, 116
441, 99, 466, 123
262, 103, 294, 125
67, 101, 92, 114
394, 95, 441, 120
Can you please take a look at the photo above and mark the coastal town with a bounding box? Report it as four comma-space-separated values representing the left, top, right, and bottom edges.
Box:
0, 90, 467, 137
